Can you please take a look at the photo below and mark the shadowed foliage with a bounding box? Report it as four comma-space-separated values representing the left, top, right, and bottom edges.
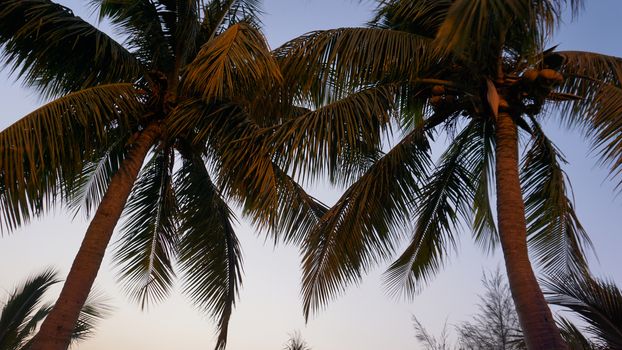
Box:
274, 0, 622, 348
546, 274, 622, 349
0, 269, 109, 350
0, 1, 333, 349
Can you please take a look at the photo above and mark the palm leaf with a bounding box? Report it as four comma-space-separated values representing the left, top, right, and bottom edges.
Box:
550, 51, 622, 190
550, 51, 622, 189
268, 165, 328, 245
0, 269, 59, 350
69, 289, 112, 344
545, 274, 622, 348
200, 0, 262, 42
268, 84, 396, 183
0, 0, 143, 98
385, 120, 482, 298
521, 119, 591, 275
114, 148, 179, 308
435, 0, 582, 63
371, 0, 450, 38
13, 303, 53, 350
94, 0, 174, 70
172, 0, 201, 68
175, 153, 242, 350
589, 84, 622, 188
553, 51, 622, 121
556, 317, 600, 350
470, 119, 498, 251
0, 83, 143, 233
301, 128, 431, 319
275, 27, 435, 102
66, 135, 129, 219
181, 22, 281, 102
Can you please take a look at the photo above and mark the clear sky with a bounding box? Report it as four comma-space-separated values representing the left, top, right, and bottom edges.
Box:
0, 1, 621, 349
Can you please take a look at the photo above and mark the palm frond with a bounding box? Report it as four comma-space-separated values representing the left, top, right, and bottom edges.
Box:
589, 84, 622, 189
0, 83, 143, 233
69, 289, 112, 344
553, 51, 622, 121
0, 269, 59, 350
13, 303, 53, 350
371, 0, 450, 38
268, 84, 395, 184
521, 120, 591, 275
544, 274, 622, 348
181, 22, 281, 102
470, 120, 498, 252
94, 0, 174, 70
175, 153, 242, 350
385, 120, 481, 299
301, 128, 431, 319
0, 0, 143, 98
167, 100, 281, 229
255, 164, 328, 245
200, 0, 262, 42
172, 0, 201, 68
275, 27, 435, 102
114, 149, 179, 308
435, 0, 582, 67
550, 51, 622, 190
556, 317, 600, 350
434, 0, 523, 66
66, 136, 129, 219
283, 331, 311, 350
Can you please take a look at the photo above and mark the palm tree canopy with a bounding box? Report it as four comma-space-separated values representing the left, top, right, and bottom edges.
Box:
0, 1, 330, 348
271, 0, 622, 320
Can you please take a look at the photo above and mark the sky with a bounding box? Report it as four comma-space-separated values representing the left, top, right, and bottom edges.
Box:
0, 1, 621, 349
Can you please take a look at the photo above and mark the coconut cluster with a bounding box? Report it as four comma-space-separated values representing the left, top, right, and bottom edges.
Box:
429, 84, 457, 109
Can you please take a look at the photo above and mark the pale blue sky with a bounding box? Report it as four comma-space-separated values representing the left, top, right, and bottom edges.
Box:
0, 1, 621, 349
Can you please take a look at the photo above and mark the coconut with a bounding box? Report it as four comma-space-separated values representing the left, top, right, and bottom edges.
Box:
431, 85, 445, 96
522, 69, 539, 82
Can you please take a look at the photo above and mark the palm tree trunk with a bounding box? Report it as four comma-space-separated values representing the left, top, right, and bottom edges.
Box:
494, 112, 566, 350
29, 123, 161, 350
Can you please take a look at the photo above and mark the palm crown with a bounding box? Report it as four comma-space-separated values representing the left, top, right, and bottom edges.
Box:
0, 1, 327, 349
271, 0, 622, 348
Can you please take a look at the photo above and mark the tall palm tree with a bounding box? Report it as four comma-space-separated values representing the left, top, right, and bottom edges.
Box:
0, 269, 108, 350
270, 1, 622, 348
0, 1, 326, 349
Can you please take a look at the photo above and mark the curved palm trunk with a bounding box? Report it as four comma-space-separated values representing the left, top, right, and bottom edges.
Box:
494, 112, 566, 350
29, 123, 161, 350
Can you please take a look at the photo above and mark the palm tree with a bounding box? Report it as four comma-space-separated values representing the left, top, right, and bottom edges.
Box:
545, 274, 622, 349
0, 1, 325, 349
271, 1, 622, 348
0, 269, 108, 350
283, 332, 311, 350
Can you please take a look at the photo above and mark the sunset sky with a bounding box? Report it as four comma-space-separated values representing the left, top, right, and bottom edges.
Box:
1, 1, 621, 349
